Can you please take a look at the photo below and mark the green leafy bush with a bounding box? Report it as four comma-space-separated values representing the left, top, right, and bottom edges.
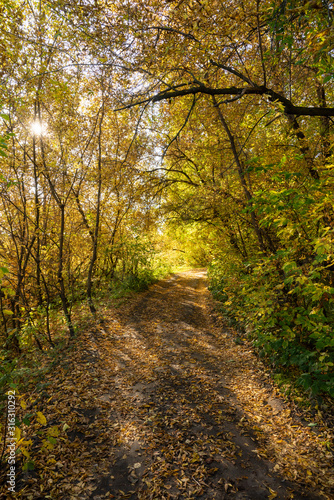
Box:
209, 171, 334, 398
106, 236, 172, 296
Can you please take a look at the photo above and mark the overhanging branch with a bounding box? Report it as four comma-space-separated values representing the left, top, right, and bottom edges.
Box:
116, 84, 334, 117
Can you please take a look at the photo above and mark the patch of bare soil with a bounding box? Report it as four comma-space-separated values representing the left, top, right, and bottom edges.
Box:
4, 270, 333, 499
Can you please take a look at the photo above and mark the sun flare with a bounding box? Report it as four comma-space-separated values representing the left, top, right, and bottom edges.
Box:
31, 121, 46, 136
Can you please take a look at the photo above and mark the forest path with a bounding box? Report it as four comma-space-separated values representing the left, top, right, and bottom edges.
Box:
15, 270, 333, 499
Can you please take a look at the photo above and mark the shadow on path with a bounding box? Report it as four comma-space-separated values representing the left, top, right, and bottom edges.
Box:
89, 270, 328, 499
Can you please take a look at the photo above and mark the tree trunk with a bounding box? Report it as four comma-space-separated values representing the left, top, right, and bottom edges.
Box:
58, 204, 75, 337
34, 101, 43, 306
316, 82, 331, 162
87, 104, 104, 314
212, 96, 272, 254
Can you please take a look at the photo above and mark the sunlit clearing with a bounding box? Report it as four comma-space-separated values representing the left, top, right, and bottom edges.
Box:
31, 121, 47, 136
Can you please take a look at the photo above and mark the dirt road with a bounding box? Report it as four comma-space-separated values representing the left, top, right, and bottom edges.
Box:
13, 270, 333, 499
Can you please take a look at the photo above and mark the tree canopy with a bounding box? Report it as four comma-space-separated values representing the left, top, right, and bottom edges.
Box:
0, 0, 333, 398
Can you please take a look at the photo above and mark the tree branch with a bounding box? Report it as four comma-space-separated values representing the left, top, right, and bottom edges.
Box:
137, 26, 199, 43
116, 83, 334, 117
161, 95, 197, 162
209, 59, 255, 85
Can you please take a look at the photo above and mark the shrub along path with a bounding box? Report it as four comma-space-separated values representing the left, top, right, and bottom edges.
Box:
7, 270, 334, 499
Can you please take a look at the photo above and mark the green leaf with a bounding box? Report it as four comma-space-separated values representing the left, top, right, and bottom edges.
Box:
22, 460, 35, 471
323, 74, 333, 84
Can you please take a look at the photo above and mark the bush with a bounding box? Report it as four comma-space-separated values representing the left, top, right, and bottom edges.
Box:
208, 173, 334, 398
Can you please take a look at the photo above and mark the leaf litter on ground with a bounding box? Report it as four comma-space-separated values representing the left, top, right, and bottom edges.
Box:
1, 269, 333, 499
